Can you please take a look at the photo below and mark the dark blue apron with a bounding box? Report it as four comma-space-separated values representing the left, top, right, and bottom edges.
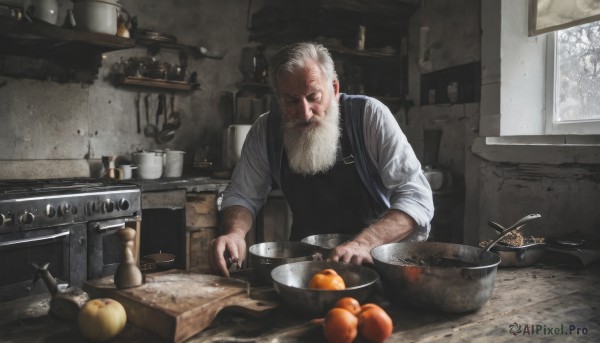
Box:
280, 119, 387, 240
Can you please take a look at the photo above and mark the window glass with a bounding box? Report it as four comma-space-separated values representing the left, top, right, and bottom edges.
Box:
555, 21, 600, 123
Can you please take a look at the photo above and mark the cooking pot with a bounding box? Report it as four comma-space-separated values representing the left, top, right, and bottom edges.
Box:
131, 151, 163, 179
371, 242, 500, 313
163, 150, 185, 178
69, 0, 123, 35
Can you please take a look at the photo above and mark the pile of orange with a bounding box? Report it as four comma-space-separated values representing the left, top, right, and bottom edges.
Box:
321, 297, 393, 343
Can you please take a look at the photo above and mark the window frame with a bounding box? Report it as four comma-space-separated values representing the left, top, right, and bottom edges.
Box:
544, 27, 600, 135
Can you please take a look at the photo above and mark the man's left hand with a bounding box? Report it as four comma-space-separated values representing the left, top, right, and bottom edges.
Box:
328, 240, 373, 265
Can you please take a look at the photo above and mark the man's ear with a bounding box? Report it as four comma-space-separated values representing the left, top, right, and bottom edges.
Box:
333, 79, 340, 97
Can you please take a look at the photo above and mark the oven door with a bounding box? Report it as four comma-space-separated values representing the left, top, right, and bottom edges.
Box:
88, 219, 138, 280
0, 224, 87, 302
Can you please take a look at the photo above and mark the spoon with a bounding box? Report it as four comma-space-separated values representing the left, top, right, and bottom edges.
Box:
143, 94, 158, 138
480, 213, 542, 257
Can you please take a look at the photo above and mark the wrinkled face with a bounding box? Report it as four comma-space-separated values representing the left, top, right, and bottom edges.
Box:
278, 61, 341, 176
277, 61, 340, 127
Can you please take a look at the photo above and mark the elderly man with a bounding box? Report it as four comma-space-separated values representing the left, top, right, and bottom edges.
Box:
210, 42, 433, 276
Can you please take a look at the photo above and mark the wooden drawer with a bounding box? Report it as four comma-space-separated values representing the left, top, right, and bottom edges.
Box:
186, 227, 216, 272
186, 192, 217, 228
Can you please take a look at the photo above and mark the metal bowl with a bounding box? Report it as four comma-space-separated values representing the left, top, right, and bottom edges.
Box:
300, 234, 353, 253
271, 260, 380, 316
249, 241, 321, 286
371, 242, 501, 313
491, 242, 546, 267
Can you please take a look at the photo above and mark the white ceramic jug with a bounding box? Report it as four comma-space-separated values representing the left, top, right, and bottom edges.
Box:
223, 125, 252, 170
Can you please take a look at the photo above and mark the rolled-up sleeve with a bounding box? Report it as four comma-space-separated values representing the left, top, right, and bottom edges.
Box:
220, 115, 273, 220
363, 99, 434, 241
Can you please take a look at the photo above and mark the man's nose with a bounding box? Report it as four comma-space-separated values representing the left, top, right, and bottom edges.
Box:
297, 99, 313, 122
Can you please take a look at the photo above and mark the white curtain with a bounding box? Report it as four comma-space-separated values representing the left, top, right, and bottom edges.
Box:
529, 0, 600, 36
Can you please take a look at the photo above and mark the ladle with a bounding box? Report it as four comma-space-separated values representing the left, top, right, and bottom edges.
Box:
480, 213, 542, 257
167, 94, 181, 130
143, 94, 158, 138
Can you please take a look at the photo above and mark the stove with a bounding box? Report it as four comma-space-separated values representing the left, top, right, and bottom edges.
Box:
0, 178, 140, 231
0, 178, 142, 302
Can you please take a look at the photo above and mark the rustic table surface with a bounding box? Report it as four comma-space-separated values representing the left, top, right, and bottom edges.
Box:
2, 260, 599, 342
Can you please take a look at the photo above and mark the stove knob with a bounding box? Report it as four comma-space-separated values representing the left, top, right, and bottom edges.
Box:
58, 202, 71, 217
0, 213, 13, 226
20, 211, 35, 225
118, 199, 130, 211
44, 205, 57, 218
87, 201, 98, 214
103, 200, 115, 213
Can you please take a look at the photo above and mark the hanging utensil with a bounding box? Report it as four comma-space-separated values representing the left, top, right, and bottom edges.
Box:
167, 94, 181, 130
157, 94, 175, 143
135, 92, 141, 134
143, 94, 158, 138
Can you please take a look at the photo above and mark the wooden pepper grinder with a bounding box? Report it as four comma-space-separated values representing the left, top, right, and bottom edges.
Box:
114, 227, 143, 289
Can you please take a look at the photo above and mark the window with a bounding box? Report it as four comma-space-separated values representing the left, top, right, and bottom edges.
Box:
546, 21, 600, 134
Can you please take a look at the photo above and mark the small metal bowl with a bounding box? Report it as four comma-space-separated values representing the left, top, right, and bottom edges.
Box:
249, 241, 321, 286
271, 260, 380, 316
300, 234, 353, 253
491, 242, 546, 267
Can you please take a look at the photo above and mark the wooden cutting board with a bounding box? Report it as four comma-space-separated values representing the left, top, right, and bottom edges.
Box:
83, 270, 279, 343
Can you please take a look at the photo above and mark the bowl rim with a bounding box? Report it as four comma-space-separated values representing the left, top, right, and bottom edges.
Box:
370, 241, 501, 269
490, 242, 546, 251
270, 260, 380, 291
248, 241, 317, 259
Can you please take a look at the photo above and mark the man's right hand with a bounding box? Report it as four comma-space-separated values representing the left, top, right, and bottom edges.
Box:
209, 232, 247, 277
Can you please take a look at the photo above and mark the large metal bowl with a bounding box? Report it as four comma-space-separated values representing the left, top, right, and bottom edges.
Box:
249, 241, 321, 286
300, 234, 353, 254
371, 242, 501, 313
271, 260, 380, 317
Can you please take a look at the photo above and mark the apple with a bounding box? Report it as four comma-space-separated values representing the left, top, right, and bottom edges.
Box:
77, 298, 127, 341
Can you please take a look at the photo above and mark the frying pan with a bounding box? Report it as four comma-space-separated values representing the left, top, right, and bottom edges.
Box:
143, 252, 176, 271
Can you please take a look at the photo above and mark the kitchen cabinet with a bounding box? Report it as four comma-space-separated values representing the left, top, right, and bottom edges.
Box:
0, 16, 135, 82
185, 191, 218, 272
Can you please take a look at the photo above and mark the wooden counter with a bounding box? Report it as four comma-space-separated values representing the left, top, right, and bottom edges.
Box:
2, 262, 599, 342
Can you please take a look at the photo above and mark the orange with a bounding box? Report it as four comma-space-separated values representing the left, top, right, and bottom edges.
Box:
323, 307, 358, 343
334, 297, 361, 316
358, 304, 393, 343
308, 269, 346, 290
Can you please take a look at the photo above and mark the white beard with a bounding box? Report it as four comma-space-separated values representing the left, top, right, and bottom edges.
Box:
283, 99, 340, 176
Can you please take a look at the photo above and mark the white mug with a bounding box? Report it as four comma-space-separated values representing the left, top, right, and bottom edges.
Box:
119, 164, 137, 180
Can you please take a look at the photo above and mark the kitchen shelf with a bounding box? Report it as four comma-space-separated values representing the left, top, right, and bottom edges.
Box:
0, 16, 135, 82
0, 17, 135, 50
116, 75, 199, 91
